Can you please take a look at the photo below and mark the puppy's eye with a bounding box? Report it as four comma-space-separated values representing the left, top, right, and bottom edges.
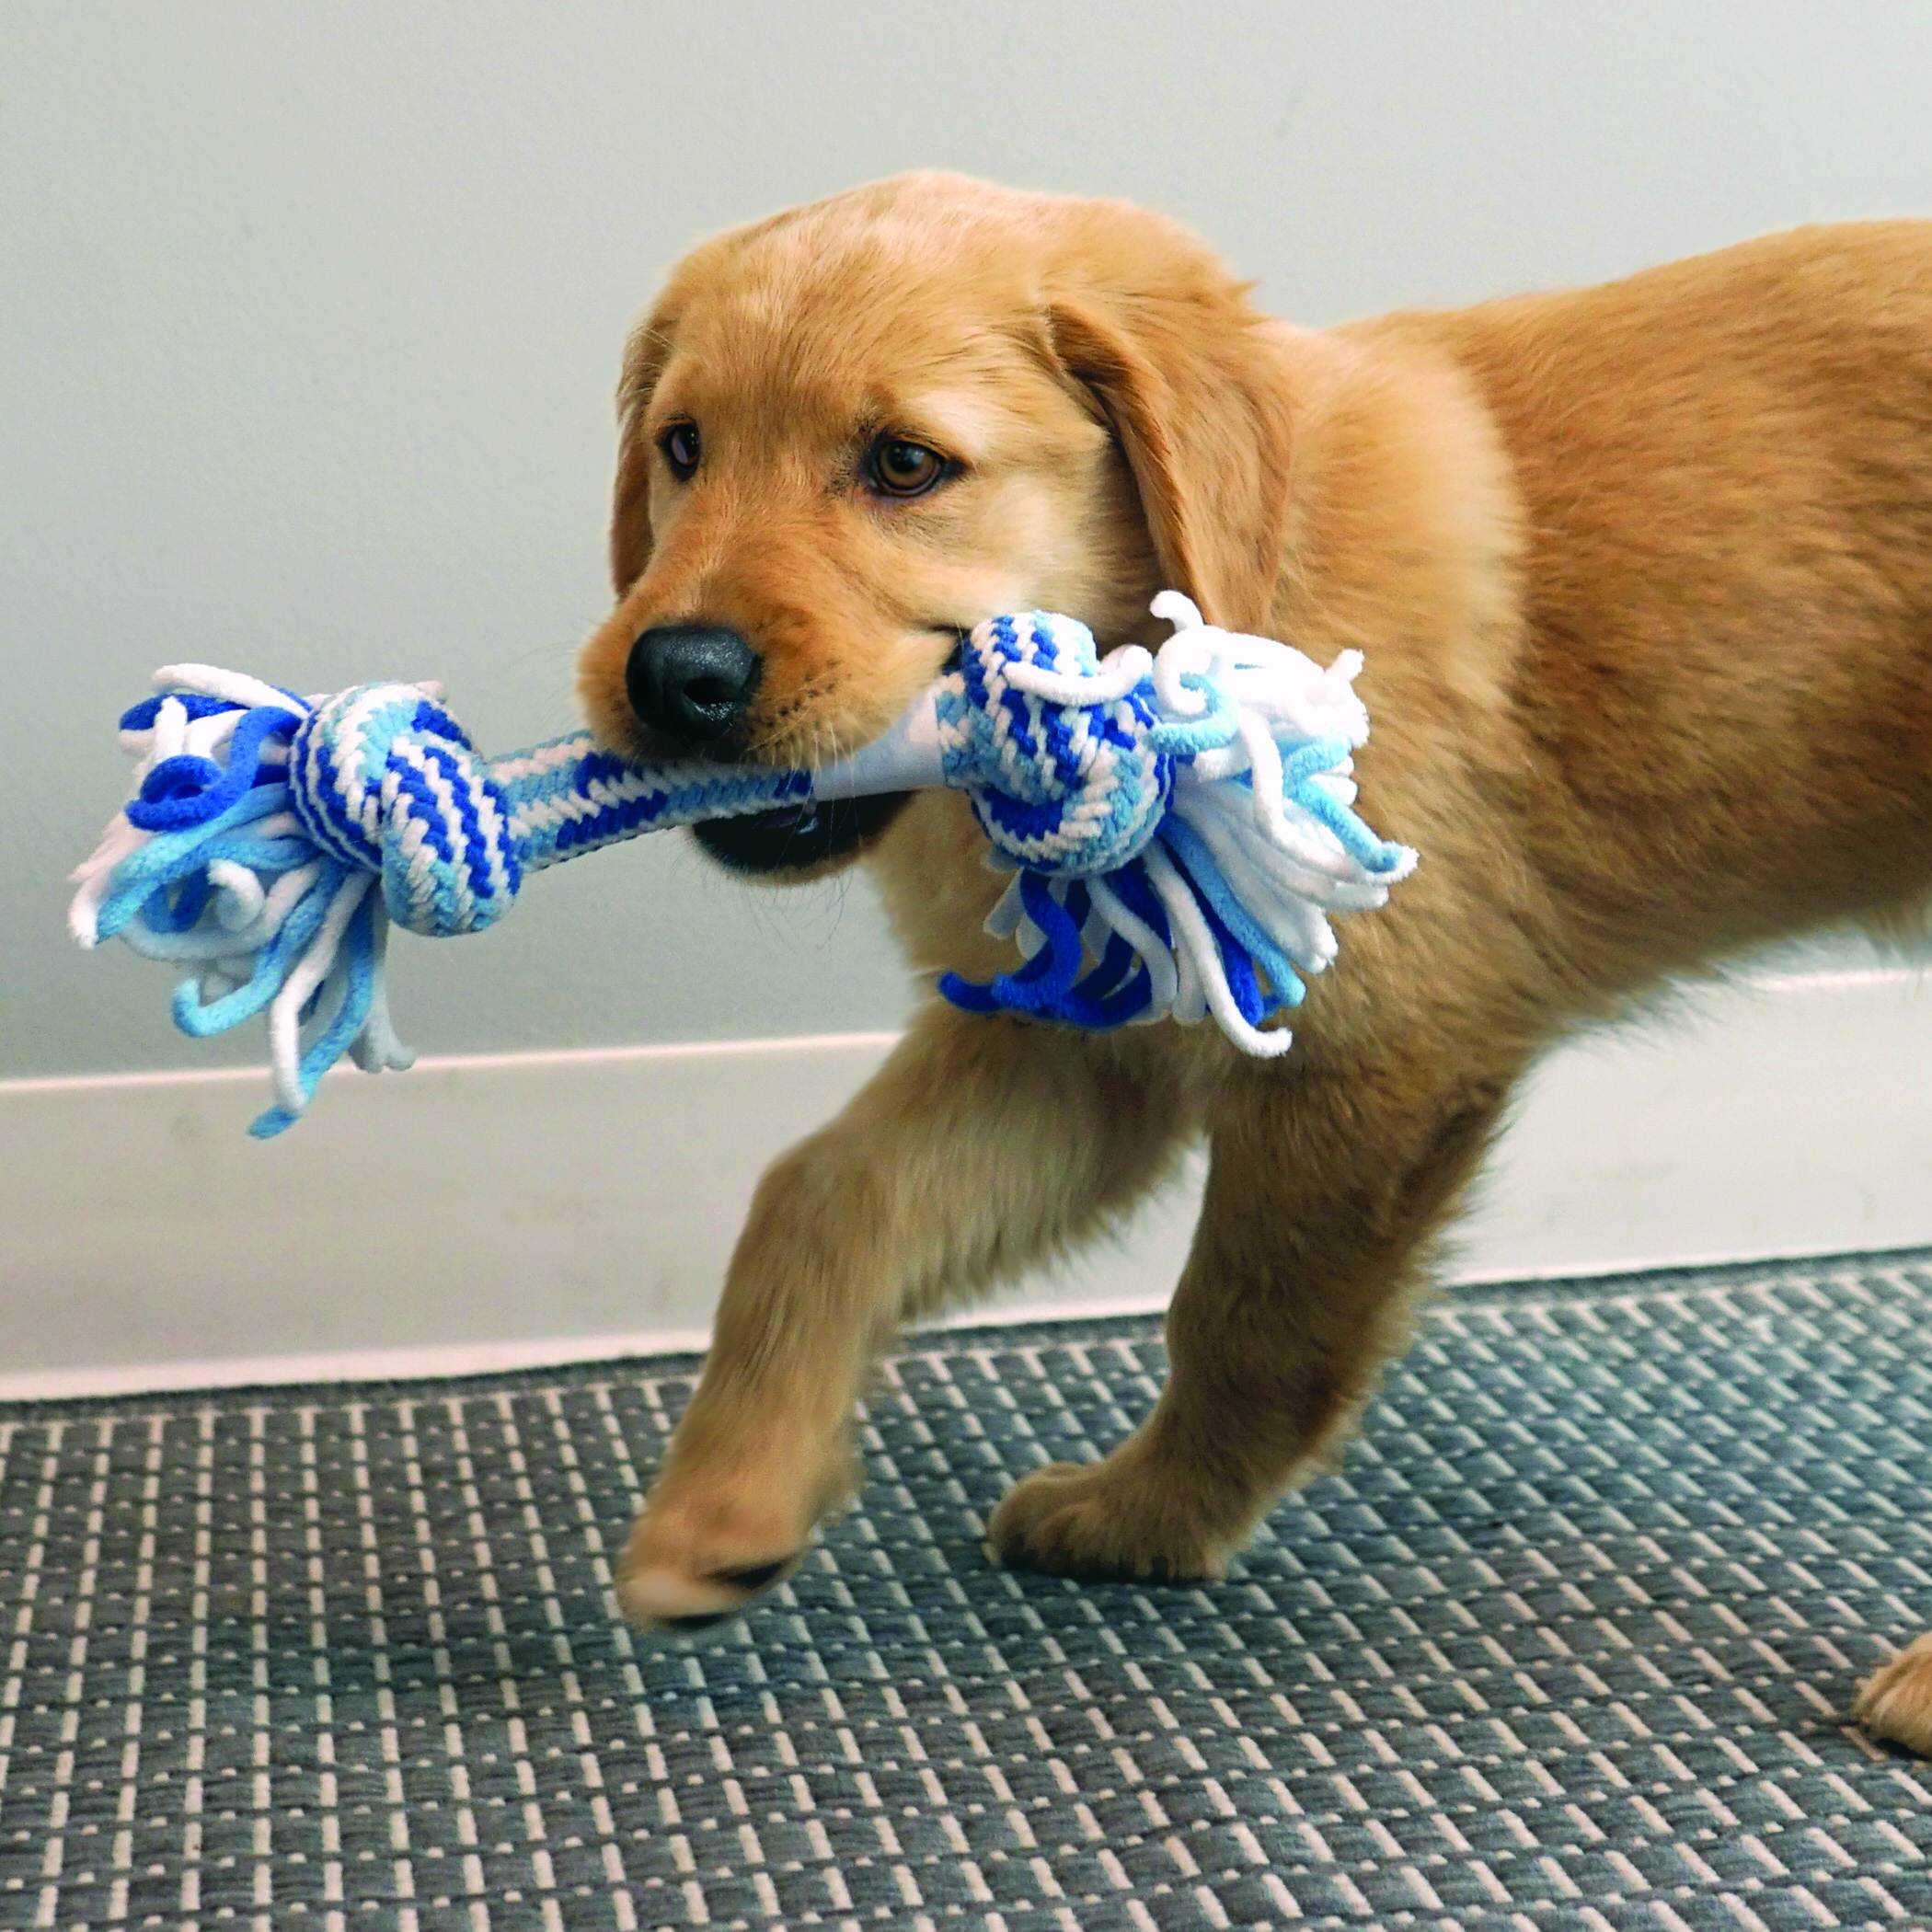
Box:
868, 437, 948, 499
660, 421, 700, 480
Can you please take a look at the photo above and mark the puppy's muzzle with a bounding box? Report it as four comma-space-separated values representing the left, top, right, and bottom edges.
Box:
626, 623, 762, 749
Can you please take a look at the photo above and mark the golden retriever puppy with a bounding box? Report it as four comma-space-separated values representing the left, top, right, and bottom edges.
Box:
576, 173, 1932, 1747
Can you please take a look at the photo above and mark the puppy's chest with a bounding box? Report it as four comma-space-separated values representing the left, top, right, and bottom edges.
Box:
867, 790, 1014, 981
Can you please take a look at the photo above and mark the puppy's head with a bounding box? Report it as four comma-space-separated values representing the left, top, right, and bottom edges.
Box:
577, 171, 1294, 880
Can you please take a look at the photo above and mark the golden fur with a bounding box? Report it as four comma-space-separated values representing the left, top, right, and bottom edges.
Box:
575, 173, 1932, 1744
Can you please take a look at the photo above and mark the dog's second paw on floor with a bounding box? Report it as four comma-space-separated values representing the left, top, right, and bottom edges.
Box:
984, 1451, 1239, 1584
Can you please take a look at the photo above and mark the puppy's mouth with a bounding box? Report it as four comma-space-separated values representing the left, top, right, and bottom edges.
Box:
690, 627, 965, 877
693, 791, 911, 875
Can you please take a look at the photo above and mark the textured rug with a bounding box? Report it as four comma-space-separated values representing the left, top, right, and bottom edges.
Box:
0, 1253, 1929, 1931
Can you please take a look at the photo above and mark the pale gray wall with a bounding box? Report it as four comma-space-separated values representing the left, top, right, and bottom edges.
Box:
6, 2, 1932, 1078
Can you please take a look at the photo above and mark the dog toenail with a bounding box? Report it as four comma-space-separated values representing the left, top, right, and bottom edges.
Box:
661, 1610, 738, 1632
711, 1558, 789, 1591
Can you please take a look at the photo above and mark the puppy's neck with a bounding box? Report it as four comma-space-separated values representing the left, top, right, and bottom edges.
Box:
1269, 320, 1527, 727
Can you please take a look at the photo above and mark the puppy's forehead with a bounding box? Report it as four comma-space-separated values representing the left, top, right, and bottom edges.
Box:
654, 219, 1043, 431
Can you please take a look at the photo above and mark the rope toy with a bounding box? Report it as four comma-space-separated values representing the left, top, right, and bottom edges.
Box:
69, 593, 1417, 1135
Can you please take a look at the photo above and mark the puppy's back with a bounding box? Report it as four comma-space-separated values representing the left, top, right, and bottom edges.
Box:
1355, 222, 1932, 958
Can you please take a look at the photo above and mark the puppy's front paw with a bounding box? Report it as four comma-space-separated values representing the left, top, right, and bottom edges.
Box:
616, 1442, 853, 1632
985, 1453, 1231, 1583
1857, 1631, 1932, 1754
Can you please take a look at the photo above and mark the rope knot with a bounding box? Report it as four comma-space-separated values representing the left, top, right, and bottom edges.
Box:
937, 611, 1171, 877
290, 684, 521, 937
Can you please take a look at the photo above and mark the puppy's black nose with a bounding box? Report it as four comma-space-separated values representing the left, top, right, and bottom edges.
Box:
626, 625, 762, 748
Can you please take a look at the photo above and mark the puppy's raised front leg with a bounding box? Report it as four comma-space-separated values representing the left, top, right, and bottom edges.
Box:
988, 1041, 1513, 1581
617, 1006, 1196, 1627
1856, 1634, 1932, 1754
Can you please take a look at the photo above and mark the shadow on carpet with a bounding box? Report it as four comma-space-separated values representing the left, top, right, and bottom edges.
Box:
0, 1251, 1928, 1929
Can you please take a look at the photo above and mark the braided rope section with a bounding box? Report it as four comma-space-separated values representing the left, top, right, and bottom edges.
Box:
937, 593, 1416, 1054
294, 684, 811, 937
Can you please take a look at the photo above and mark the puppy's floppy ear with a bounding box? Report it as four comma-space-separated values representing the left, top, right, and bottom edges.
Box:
1045, 293, 1294, 635
608, 309, 679, 595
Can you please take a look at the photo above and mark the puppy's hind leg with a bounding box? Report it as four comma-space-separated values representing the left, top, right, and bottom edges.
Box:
617, 1005, 1197, 1629
988, 1037, 1516, 1582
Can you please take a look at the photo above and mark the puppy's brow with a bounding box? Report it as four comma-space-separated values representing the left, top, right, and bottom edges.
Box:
877, 391, 1004, 461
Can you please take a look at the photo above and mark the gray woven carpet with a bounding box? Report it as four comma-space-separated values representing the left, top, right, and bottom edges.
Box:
2, 1254, 1931, 1931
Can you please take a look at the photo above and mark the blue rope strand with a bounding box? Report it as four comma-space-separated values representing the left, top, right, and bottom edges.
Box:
1158, 817, 1306, 1012
124, 706, 299, 831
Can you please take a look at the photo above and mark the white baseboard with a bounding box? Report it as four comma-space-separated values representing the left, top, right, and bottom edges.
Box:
4, 968, 1930, 1398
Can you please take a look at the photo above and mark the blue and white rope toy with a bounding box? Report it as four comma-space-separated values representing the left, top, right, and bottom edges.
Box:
70, 592, 1417, 1136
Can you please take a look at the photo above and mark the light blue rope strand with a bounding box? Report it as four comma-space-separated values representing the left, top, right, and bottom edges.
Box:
1145, 671, 1241, 758
93, 784, 295, 942
1277, 735, 1409, 873
247, 887, 381, 1139
168, 861, 351, 1038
